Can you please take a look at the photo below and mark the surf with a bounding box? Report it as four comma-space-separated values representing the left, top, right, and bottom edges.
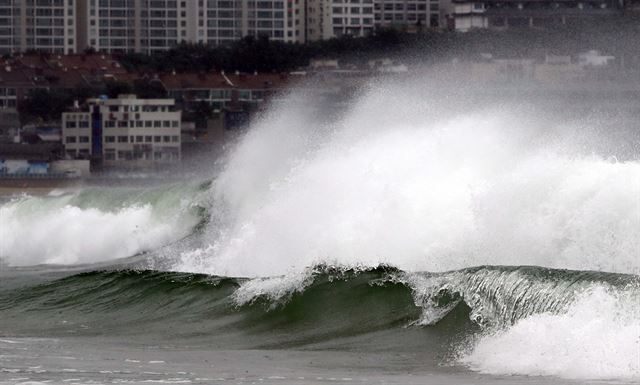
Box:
1, 77, 638, 382
0, 182, 210, 266
0, 264, 637, 379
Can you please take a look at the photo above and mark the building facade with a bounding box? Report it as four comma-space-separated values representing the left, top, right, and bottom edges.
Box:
0, 0, 451, 53
0, 0, 78, 54
305, 0, 375, 41
80, 0, 303, 53
83, 0, 191, 53
453, 0, 623, 31
62, 95, 181, 167
374, 0, 440, 30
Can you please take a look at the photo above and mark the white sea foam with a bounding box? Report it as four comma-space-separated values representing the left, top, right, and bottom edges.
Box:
461, 286, 640, 380
173, 82, 640, 277
0, 187, 202, 266
232, 270, 314, 307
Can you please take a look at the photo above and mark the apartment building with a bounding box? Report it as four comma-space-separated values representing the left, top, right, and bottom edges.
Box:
374, 0, 440, 29
79, 0, 302, 53
453, 0, 623, 31
82, 0, 190, 53
0, 0, 77, 54
305, 0, 375, 41
62, 94, 181, 167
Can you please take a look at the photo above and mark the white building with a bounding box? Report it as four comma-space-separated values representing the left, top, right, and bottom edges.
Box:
0, 0, 77, 54
62, 95, 181, 168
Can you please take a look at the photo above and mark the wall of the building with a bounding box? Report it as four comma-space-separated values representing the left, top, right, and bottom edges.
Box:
62, 97, 182, 168
0, 0, 77, 54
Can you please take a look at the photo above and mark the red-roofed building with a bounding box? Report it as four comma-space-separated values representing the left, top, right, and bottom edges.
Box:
160, 72, 292, 112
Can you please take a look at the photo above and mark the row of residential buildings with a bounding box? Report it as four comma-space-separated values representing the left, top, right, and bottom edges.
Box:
0, 0, 636, 55
1, 94, 181, 176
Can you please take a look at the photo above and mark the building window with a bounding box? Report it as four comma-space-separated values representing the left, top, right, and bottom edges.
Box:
105, 136, 115, 143
66, 136, 77, 143
117, 136, 128, 143
79, 136, 90, 143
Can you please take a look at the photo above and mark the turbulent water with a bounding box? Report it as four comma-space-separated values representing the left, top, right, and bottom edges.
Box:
1, 79, 639, 384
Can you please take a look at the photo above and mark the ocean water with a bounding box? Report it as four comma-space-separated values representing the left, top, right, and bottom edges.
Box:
1, 79, 639, 384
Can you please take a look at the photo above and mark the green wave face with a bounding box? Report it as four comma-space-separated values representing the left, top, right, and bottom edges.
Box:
0, 265, 636, 355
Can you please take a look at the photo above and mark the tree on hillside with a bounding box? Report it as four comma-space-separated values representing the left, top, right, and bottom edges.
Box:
18, 89, 71, 124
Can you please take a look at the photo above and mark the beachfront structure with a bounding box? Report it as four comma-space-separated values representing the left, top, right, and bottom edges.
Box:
0, 0, 78, 54
160, 72, 289, 112
452, 0, 623, 31
62, 95, 181, 167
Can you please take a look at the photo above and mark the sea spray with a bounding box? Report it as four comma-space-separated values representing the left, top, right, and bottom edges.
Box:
173, 81, 640, 277
460, 285, 640, 380
0, 183, 207, 266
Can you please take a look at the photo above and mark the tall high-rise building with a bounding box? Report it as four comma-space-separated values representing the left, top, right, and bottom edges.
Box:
83, 0, 190, 53
0, 0, 78, 55
374, 0, 440, 29
306, 0, 375, 41
0, 0, 450, 55
452, 0, 623, 31
79, 0, 303, 53
200, 0, 302, 46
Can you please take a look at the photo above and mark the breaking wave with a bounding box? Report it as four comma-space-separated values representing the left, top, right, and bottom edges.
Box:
1, 78, 639, 381
0, 182, 209, 266
0, 265, 637, 380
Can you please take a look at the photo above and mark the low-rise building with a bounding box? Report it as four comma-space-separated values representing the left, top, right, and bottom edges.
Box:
161, 72, 290, 112
62, 95, 181, 169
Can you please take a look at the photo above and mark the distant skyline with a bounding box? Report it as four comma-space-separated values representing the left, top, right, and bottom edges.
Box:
0, 0, 443, 55
0, 0, 632, 56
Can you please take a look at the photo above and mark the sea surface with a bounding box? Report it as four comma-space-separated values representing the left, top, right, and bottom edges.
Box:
1, 80, 639, 384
